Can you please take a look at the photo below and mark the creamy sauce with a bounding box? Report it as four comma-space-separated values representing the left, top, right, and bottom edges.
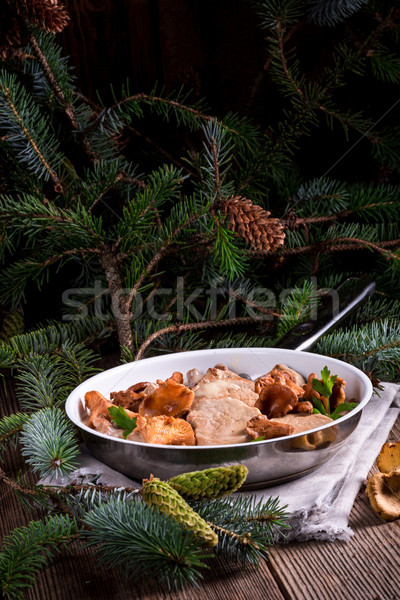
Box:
194, 380, 241, 398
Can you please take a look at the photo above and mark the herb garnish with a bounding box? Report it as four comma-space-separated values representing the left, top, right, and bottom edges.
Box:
108, 406, 137, 439
311, 366, 357, 419
312, 365, 337, 399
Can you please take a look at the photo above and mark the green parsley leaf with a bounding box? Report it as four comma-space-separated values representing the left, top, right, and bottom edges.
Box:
312, 365, 337, 399
251, 435, 266, 442
108, 405, 137, 439
329, 402, 358, 420
311, 396, 328, 416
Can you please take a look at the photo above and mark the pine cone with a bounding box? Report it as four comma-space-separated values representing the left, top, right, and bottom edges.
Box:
0, 0, 69, 61
11, 0, 69, 33
168, 465, 248, 500
219, 196, 286, 252
0, 312, 24, 342
141, 476, 218, 547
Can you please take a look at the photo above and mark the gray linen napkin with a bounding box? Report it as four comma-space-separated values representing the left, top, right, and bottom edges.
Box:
54, 383, 400, 542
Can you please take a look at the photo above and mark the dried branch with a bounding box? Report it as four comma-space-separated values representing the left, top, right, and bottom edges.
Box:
134, 315, 269, 361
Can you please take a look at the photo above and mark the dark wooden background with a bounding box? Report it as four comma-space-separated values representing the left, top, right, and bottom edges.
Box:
60, 0, 266, 111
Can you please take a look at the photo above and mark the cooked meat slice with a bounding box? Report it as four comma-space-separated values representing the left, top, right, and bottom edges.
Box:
256, 381, 298, 418
197, 366, 255, 390
139, 379, 194, 418
193, 381, 259, 408
186, 368, 203, 388
186, 396, 260, 445
193, 366, 258, 408
292, 400, 314, 414
246, 414, 295, 439
270, 412, 334, 433
136, 415, 196, 445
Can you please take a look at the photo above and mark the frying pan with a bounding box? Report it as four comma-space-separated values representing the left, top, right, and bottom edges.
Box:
65, 278, 375, 489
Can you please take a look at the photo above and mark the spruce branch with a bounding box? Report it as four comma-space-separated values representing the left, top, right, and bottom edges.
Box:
83, 499, 211, 592
28, 33, 98, 162
0, 72, 63, 191
20, 408, 80, 480
0, 514, 80, 600
315, 319, 400, 380
192, 494, 289, 567
0, 413, 31, 455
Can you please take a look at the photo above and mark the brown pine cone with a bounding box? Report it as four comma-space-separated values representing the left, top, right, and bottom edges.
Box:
12, 0, 69, 33
218, 196, 286, 252
0, 0, 69, 61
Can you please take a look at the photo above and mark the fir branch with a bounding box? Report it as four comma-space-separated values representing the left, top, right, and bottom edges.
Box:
28, 33, 99, 162
83, 499, 211, 592
3, 317, 111, 360
20, 408, 80, 481
0, 514, 80, 600
0, 413, 31, 455
0, 71, 63, 191
315, 318, 400, 380
0, 468, 139, 517
15, 342, 99, 410
307, 0, 369, 26
192, 494, 289, 567
277, 281, 320, 338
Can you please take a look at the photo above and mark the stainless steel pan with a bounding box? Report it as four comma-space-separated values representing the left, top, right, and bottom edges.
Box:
65, 278, 375, 489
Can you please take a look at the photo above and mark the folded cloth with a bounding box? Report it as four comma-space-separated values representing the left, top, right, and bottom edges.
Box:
245, 382, 400, 542
51, 383, 400, 542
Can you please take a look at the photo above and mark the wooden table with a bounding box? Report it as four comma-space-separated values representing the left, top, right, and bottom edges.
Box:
1, 376, 399, 600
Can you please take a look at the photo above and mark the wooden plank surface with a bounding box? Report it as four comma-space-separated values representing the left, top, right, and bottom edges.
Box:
269, 419, 400, 600
1, 375, 399, 600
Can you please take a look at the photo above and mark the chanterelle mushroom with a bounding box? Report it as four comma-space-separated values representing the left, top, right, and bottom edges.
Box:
365, 471, 400, 521
139, 378, 194, 418
256, 375, 299, 418
377, 441, 400, 474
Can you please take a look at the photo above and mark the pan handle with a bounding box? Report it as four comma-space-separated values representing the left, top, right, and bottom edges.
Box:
275, 277, 375, 352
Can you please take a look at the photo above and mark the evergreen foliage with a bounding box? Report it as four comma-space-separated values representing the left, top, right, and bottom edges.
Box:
0, 515, 79, 600
83, 499, 211, 591
192, 494, 289, 566
20, 408, 80, 480
0, 0, 400, 595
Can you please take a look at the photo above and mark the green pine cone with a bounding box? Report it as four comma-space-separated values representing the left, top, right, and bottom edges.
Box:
141, 476, 218, 547
168, 465, 248, 500
0, 312, 24, 342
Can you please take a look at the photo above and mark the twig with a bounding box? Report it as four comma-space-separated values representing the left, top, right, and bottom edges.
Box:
29, 34, 98, 163
134, 316, 269, 361
228, 288, 283, 317
0, 86, 63, 193
211, 136, 222, 202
